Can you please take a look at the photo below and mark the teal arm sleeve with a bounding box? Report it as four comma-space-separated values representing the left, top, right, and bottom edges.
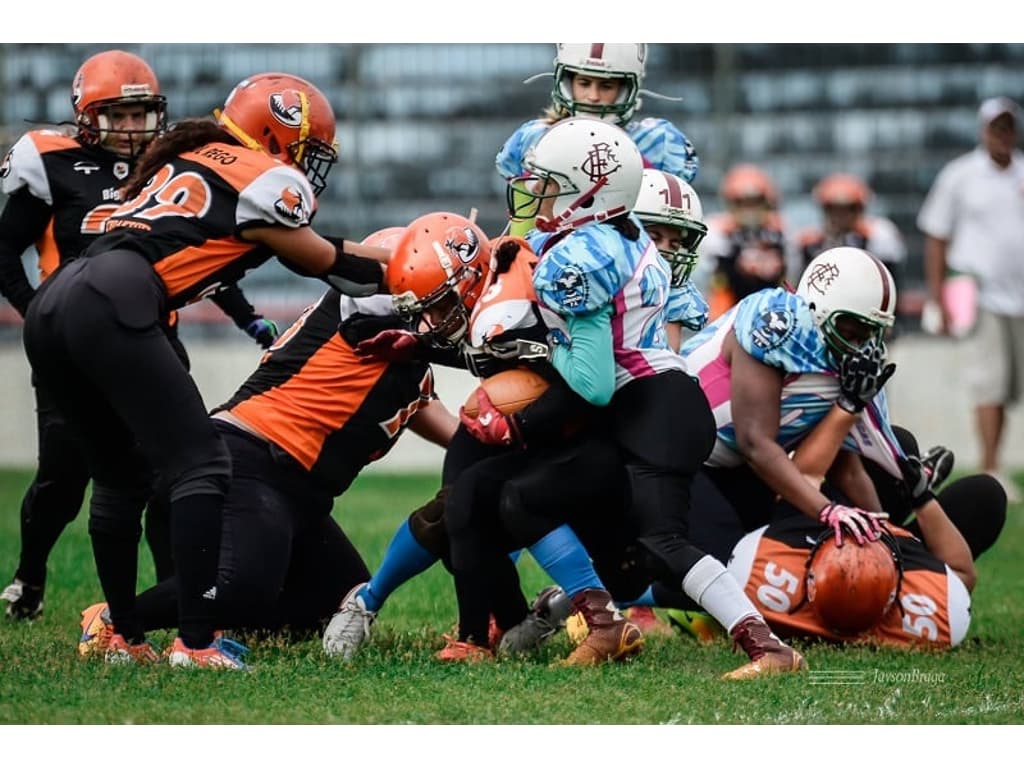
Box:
550, 305, 615, 406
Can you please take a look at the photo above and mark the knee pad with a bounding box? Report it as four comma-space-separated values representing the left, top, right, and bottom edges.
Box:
408, 486, 450, 560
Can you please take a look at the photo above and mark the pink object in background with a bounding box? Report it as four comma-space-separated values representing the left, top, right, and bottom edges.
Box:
921, 275, 977, 338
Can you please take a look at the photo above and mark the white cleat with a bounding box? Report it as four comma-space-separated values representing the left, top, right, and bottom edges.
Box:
323, 582, 376, 660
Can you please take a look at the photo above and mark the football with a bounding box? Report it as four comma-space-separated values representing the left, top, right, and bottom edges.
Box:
462, 367, 551, 418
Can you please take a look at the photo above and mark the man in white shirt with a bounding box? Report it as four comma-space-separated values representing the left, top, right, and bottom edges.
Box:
917, 96, 1024, 502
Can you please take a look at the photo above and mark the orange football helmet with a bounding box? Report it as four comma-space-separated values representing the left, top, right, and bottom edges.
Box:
720, 163, 779, 207
360, 226, 405, 249
386, 212, 491, 348
71, 50, 167, 157
814, 173, 871, 208
217, 72, 339, 196
806, 529, 901, 636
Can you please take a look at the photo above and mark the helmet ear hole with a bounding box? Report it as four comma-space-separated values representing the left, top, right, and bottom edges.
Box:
580, 196, 595, 209
267, 135, 281, 156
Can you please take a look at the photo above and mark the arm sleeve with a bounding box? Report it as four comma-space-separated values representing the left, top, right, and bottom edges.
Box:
208, 283, 260, 330
0, 190, 52, 317
550, 305, 616, 406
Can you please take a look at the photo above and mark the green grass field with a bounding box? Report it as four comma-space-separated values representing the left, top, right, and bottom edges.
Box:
1, 467, 1022, 728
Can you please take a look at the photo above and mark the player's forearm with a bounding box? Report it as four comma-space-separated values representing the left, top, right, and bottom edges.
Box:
743, 438, 832, 519
790, 405, 859, 480
914, 499, 977, 592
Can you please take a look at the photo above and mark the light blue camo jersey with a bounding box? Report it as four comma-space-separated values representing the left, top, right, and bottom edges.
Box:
666, 280, 709, 331
496, 116, 699, 182
529, 217, 685, 391
681, 287, 905, 474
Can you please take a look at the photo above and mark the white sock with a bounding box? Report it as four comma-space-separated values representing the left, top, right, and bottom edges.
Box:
681, 555, 760, 633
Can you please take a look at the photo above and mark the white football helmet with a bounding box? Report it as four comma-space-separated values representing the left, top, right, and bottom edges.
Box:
511, 116, 643, 234
796, 246, 897, 359
551, 43, 646, 124
634, 169, 707, 286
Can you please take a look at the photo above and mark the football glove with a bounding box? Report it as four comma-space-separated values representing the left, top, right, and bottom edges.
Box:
353, 329, 423, 364
459, 388, 522, 447
818, 503, 888, 547
245, 317, 279, 349
898, 455, 936, 508
836, 337, 896, 414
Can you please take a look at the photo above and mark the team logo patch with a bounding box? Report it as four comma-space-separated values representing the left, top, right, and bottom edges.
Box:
553, 265, 589, 310
751, 308, 795, 349
273, 185, 309, 223
113, 161, 130, 180
443, 226, 480, 265
581, 142, 621, 182
805, 260, 840, 296
269, 91, 304, 128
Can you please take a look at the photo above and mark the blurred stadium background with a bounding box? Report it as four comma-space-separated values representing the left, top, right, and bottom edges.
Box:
1, 42, 1023, 469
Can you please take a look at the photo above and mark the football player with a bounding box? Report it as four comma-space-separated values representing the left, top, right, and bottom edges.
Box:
498, 43, 699, 237
22, 72, 390, 668
78, 226, 461, 664
0, 50, 276, 621
697, 164, 790, 320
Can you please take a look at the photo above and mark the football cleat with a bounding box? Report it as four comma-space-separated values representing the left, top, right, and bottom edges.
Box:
78, 602, 114, 658
665, 608, 726, 645
1, 578, 44, 621
531, 585, 573, 627
104, 633, 161, 665
921, 445, 955, 492
559, 589, 644, 666
167, 636, 250, 670
322, 582, 376, 659
497, 611, 560, 657
435, 635, 494, 663
722, 616, 808, 681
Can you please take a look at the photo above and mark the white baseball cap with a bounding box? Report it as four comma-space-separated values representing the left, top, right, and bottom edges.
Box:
978, 96, 1020, 127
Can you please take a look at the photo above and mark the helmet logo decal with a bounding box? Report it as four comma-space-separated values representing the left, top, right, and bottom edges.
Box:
443, 226, 480, 265
72, 72, 84, 107
581, 142, 621, 182
805, 260, 840, 296
269, 91, 304, 128
273, 185, 309, 223
120, 83, 153, 97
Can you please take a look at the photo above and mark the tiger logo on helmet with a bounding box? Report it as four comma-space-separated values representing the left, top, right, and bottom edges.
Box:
217, 73, 339, 197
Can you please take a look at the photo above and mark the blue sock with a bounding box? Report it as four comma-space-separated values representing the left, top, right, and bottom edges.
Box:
527, 525, 604, 597
360, 519, 437, 612
615, 585, 656, 608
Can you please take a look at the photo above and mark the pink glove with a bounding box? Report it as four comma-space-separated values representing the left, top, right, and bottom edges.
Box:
818, 503, 888, 547
459, 388, 522, 447
353, 329, 421, 364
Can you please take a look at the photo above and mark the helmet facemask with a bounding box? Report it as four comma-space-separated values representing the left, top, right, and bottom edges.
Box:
392, 265, 484, 350
506, 167, 579, 226
820, 310, 888, 362
552, 68, 640, 125
79, 95, 167, 158
292, 136, 338, 197
642, 217, 707, 288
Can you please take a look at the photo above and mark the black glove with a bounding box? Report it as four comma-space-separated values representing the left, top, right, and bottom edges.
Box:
245, 317, 279, 349
836, 337, 896, 414
898, 455, 936, 508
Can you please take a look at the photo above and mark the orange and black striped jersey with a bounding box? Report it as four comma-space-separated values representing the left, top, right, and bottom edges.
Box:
1, 129, 133, 281
85, 141, 318, 310
215, 291, 434, 496
728, 515, 971, 649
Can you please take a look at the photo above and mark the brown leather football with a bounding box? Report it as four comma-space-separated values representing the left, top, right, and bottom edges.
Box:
463, 367, 551, 418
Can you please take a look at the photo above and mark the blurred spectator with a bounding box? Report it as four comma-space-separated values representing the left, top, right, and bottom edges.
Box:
795, 173, 907, 329
698, 164, 789, 320
917, 96, 1024, 502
